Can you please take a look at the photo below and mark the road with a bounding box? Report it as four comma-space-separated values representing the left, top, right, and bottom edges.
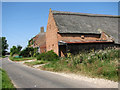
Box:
1, 57, 99, 88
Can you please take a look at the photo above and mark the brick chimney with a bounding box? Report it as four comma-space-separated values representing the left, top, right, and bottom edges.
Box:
49, 8, 52, 12
40, 27, 44, 33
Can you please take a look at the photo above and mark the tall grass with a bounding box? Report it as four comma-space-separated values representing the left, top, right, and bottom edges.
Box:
9, 56, 35, 61
0, 68, 15, 89
24, 60, 48, 66
42, 48, 119, 81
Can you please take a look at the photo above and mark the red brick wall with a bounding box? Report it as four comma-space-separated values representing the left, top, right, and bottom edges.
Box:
40, 45, 46, 53
100, 32, 108, 40
46, 10, 109, 57
46, 10, 59, 55
58, 33, 100, 41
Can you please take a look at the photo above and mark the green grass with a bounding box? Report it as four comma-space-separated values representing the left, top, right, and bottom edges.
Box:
2, 56, 7, 58
41, 48, 119, 82
24, 60, 48, 66
9, 56, 35, 61
0, 68, 15, 89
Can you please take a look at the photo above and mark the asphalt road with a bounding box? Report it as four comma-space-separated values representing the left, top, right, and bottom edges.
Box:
1, 57, 99, 88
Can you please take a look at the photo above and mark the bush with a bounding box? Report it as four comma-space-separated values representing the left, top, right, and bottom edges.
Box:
19, 47, 36, 57
19, 47, 39, 57
41, 48, 119, 81
37, 50, 59, 61
37, 53, 46, 60
33, 52, 40, 57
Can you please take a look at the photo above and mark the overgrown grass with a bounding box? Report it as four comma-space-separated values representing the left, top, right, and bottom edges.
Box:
24, 60, 48, 66
0, 68, 15, 89
9, 56, 35, 61
41, 48, 120, 82
2, 56, 7, 58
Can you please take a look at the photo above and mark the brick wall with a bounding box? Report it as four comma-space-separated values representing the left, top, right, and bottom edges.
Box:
58, 33, 100, 41
46, 10, 115, 57
46, 10, 59, 55
40, 45, 46, 53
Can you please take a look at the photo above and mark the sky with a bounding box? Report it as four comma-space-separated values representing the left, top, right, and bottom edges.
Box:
2, 2, 119, 51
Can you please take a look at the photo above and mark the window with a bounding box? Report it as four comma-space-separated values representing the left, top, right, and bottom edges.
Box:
52, 44, 54, 46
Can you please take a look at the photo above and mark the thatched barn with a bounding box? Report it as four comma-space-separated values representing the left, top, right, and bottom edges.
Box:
46, 9, 120, 57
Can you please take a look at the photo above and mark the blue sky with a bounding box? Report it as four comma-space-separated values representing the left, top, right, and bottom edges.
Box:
2, 2, 118, 51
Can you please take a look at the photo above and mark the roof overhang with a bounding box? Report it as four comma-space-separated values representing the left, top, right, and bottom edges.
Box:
58, 40, 113, 45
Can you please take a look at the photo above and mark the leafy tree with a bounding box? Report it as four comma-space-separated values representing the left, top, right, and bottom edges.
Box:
10, 46, 17, 56
19, 47, 34, 57
19, 47, 38, 57
16, 45, 22, 54
10, 45, 22, 56
0, 38, 2, 56
1, 37, 8, 56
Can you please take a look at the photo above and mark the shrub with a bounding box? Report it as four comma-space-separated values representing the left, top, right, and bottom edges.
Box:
41, 48, 119, 81
33, 52, 40, 57
19, 47, 36, 57
37, 50, 59, 61
19, 47, 39, 57
37, 53, 46, 60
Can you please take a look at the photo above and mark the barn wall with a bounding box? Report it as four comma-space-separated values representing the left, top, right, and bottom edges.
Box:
66, 43, 117, 55
58, 33, 101, 41
46, 10, 59, 55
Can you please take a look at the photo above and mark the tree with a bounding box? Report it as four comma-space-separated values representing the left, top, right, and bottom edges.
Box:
10, 45, 22, 56
0, 38, 2, 56
16, 45, 22, 54
10, 46, 17, 56
19, 47, 39, 57
19, 47, 34, 57
1, 37, 8, 56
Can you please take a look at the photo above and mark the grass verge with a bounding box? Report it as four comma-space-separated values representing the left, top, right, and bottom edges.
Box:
2, 56, 7, 58
9, 56, 35, 61
0, 68, 15, 89
24, 60, 48, 66
41, 48, 119, 82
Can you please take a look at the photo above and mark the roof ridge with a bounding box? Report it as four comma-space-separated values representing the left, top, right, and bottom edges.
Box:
52, 10, 120, 18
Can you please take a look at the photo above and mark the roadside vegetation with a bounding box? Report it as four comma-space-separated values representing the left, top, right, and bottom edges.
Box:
0, 68, 15, 89
24, 50, 59, 66
36, 50, 59, 61
9, 46, 38, 61
40, 48, 119, 82
9, 44, 119, 82
9, 57, 35, 61
2, 56, 7, 58
24, 60, 47, 66
0, 37, 9, 57
10, 45, 22, 57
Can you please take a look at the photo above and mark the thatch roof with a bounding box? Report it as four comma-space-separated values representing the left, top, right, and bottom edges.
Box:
35, 32, 46, 47
52, 10, 120, 44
